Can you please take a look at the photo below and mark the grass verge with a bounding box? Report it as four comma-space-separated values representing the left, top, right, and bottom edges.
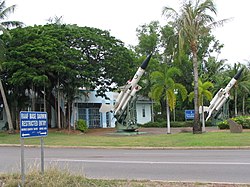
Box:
0, 167, 249, 187
1, 130, 250, 147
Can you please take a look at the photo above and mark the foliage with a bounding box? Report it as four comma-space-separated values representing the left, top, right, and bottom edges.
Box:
1, 24, 135, 97
135, 21, 161, 55
150, 65, 187, 111
217, 120, 229, 129
188, 79, 214, 106
162, 0, 227, 133
0, 24, 136, 129
233, 116, 250, 129
141, 121, 193, 128
76, 119, 88, 133
217, 116, 250, 129
0, 0, 24, 132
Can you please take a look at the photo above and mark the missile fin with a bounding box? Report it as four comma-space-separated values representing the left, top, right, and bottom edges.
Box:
99, 104, 113, 113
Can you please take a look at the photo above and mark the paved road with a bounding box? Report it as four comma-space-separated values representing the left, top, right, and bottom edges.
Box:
1, 146, 250, 183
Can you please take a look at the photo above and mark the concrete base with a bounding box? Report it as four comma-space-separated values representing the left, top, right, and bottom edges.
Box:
108, 131, 148, 136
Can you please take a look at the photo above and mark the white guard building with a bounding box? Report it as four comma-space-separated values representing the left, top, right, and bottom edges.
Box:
71, 90, 153, 128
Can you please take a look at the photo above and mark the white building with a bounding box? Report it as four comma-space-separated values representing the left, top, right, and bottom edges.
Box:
71, 90, 153, 128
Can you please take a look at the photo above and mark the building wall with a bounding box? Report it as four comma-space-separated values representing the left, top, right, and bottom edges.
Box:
72, 90, 152, 128
136, 102, 152, 124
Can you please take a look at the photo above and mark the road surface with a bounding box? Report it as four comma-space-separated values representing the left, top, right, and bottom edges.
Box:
1, 146, 250, 183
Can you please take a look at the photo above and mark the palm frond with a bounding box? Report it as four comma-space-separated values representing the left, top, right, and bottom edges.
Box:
208, 18, 233, 29
1, 21, 24, 28
162, 6, 178, 20
202, 90, 213, 101
202, 81, 214, 90
166, 90, 176, 111
0, 4, 16, 20
175, 83, 188, 101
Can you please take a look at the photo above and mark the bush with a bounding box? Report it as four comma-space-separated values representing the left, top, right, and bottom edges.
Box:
217, 120, 229, 129
217, 116, 250, 129
76, 119, 88, 133
141, 121, 194, 128
233, 116, 250, 129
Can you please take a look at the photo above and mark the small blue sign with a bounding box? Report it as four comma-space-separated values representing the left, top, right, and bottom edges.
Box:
185, 110, 194, 120
20, 111, 48, 138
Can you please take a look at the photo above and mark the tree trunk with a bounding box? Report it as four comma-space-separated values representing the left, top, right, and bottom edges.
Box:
201, 95, 205, 132
166, 98, 171, 134
31, 83, 36, 111
57, 77, 61, 129
242, 95, 245, 115
0, 79, 14, 133
68, 102, 71, 131
192, 50, 201, 134
44, 84, 46, 112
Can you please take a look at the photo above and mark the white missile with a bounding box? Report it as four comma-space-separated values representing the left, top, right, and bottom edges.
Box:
99, 54, 152, 114
113, 54, 151, 115
205, 68, 243, 121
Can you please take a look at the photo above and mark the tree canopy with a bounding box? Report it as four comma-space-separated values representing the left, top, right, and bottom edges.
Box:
1, 24, 136, 98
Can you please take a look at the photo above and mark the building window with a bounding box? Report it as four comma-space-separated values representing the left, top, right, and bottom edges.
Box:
142, 105, 145, 117
88, 108, 100, 128
78, 105, 101, 128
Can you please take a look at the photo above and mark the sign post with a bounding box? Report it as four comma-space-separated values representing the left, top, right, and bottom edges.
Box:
20, 111, 48, 185
185, 110, 195, 120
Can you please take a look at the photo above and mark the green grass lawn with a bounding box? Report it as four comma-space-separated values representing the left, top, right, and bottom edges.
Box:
1, 130, 250, 147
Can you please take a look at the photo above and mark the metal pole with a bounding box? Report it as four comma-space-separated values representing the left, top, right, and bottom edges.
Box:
21, 138, 25, 186
41, 137, 44, 174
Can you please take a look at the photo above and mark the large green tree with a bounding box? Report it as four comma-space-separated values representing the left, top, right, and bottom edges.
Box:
162, 0, 226, 133
1, 24, 135, 129
135, 21, 161, 56
0, 0, 23, 132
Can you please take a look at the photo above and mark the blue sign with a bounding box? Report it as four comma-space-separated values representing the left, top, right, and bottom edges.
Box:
20, 111, 48, 138
185, 110, 194, 120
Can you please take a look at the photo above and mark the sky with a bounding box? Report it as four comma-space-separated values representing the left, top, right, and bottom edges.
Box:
6, 0, 250, 65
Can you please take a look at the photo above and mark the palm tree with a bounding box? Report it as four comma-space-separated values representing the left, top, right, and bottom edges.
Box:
227, 63, 250, 116
189, 79, 213, 132
0, 0, 23, 132
150, 65, 187, 134
240, 65, 250, 115
225, 63, 239, 116
162, 0, 227, 133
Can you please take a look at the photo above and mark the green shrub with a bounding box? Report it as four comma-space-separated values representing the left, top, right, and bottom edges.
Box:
217, 120, 229, 129
141, 121, 165, 128
233, 116, 250, 129
76, 119, 88, 133
141, 121, 194, 128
